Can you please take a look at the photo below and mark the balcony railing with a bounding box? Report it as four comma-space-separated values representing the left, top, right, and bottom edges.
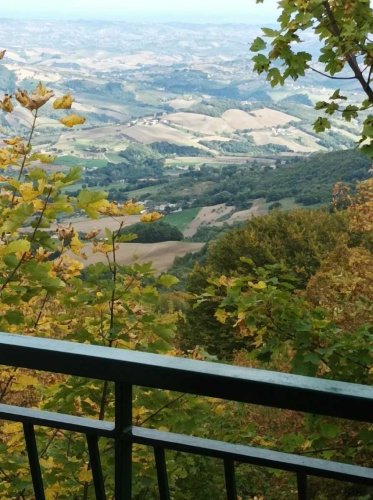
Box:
0, 332, 372, 499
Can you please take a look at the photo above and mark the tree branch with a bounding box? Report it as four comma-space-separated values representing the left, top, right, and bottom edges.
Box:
308, 65, 356, 80
322, 0, 373, 102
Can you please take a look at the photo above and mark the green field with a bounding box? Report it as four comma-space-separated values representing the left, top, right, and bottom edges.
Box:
56, 155, 108, 169
164, 207, 201, 231
126, 185, 162, 198
105, 153, 124, 164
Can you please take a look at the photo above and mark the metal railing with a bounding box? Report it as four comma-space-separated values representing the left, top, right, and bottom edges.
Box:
0, 332, 372, 499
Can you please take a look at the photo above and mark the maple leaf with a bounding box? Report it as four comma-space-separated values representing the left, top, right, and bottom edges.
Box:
0, 94, 13, 113
53, 94, 74, 109
60, 114, 86, 127
15, 85, 54, 111
3, 136, 23, 146
140, 211, 163, 223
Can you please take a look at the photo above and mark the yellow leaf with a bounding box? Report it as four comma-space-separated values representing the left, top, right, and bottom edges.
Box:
84, 229, 101, 240
70, 235, 85, 255
140, 211, 163, 223
213, 403, 226, 415
215, 309, 228, 324
1, 94, 13, 113
0, 147, 18, 167
0, 239, 30, 258
15, 87, 54, 111
18, 182, 40, 201
82, 397, 100, 412
3, 136, 23, 145
93, 243, 114, 254
30, 153, 56, 164
249, 281, 267, 290
77, 467, 92, 483
0, 49, 6, 60
123, 200, 142, 215
12, 374, 39, 390
34, 82, 49, 97
53, 94, 74, 109
2, 422, 21, 435
60, 114, 86, 128
39, 456, 57, 470
15, 89, 29, 107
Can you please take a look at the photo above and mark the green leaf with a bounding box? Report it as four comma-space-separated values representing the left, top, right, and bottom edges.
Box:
157, 274, 179, 288
250, 37, 266, 52
0, 203, 34, 233
320, 423, 340, 439
5, 310, 24, 325
330, 89, 347, 101
359, 429, 373, 444
325, 102, 339, 115
313, 117, 331, 133
342, 105, 359, 122
62, 166, 82, 185
252, 54, 270, 73
117, 233, 138, 243
261, 27, 279, 37
28, 167, 48, 180
3, 253, 18, 268
2, 239, 30, 255
267, 67, 284, 87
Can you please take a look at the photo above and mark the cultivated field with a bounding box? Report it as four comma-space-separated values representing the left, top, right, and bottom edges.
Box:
168, 98, 199, 109
166, 112, 235, 135
183, 204, 234, 237
221, 107, 299, 130
51, 106, 323, 156
223, 199, 267, 224
251, 128, 323, 153
123, 123, 197, 145
57, 215, 141, 236
80, 241, 204, 272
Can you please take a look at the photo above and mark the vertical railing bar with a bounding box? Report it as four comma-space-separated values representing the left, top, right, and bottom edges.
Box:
297, 472, 309, 500
154, 447, 171, 500
23, 422, 45, 500
114, 382, 133, 499
86, 434, 107, 500
224, 459, 237, 500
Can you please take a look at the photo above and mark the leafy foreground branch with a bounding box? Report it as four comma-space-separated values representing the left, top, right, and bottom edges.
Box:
252, 0, 373, 155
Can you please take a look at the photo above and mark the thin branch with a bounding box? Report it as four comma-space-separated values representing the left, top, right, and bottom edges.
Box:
140, 393, 187, 426
10, 109, 38, 205
308, 65, 356, 80
33, 291, 49, 328
39, 428, 61, 458
368, 64, 373, 86
322, 0, 373, 102
0, 367, 18, 402
0, 467, 12, 482
29, 186, 53, 243
99, 380, 110, 421
18, 109, 38, 181
0, 252, 27, 293
99, 221, 124, 420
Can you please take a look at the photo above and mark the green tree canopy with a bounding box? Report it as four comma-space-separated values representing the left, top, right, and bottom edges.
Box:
252, 0, 373, 155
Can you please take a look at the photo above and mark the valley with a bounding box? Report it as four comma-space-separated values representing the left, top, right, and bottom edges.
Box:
0, 20, 370, 270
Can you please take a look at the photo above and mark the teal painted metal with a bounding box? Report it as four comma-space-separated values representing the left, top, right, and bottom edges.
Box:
0, 332, 372, 499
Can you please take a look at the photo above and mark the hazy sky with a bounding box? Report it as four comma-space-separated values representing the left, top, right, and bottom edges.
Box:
1, 0, 279, 23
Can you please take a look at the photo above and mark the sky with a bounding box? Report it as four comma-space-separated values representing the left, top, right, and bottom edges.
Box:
0, 0, 279, 23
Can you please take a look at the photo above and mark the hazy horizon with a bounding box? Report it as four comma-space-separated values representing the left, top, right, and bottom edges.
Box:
0, 0, 279, 24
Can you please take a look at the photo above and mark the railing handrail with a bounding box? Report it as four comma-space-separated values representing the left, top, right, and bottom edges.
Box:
0, 332, 372, 422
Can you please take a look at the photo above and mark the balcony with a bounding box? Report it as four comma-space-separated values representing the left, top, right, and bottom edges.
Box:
0, 331, 372, 499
